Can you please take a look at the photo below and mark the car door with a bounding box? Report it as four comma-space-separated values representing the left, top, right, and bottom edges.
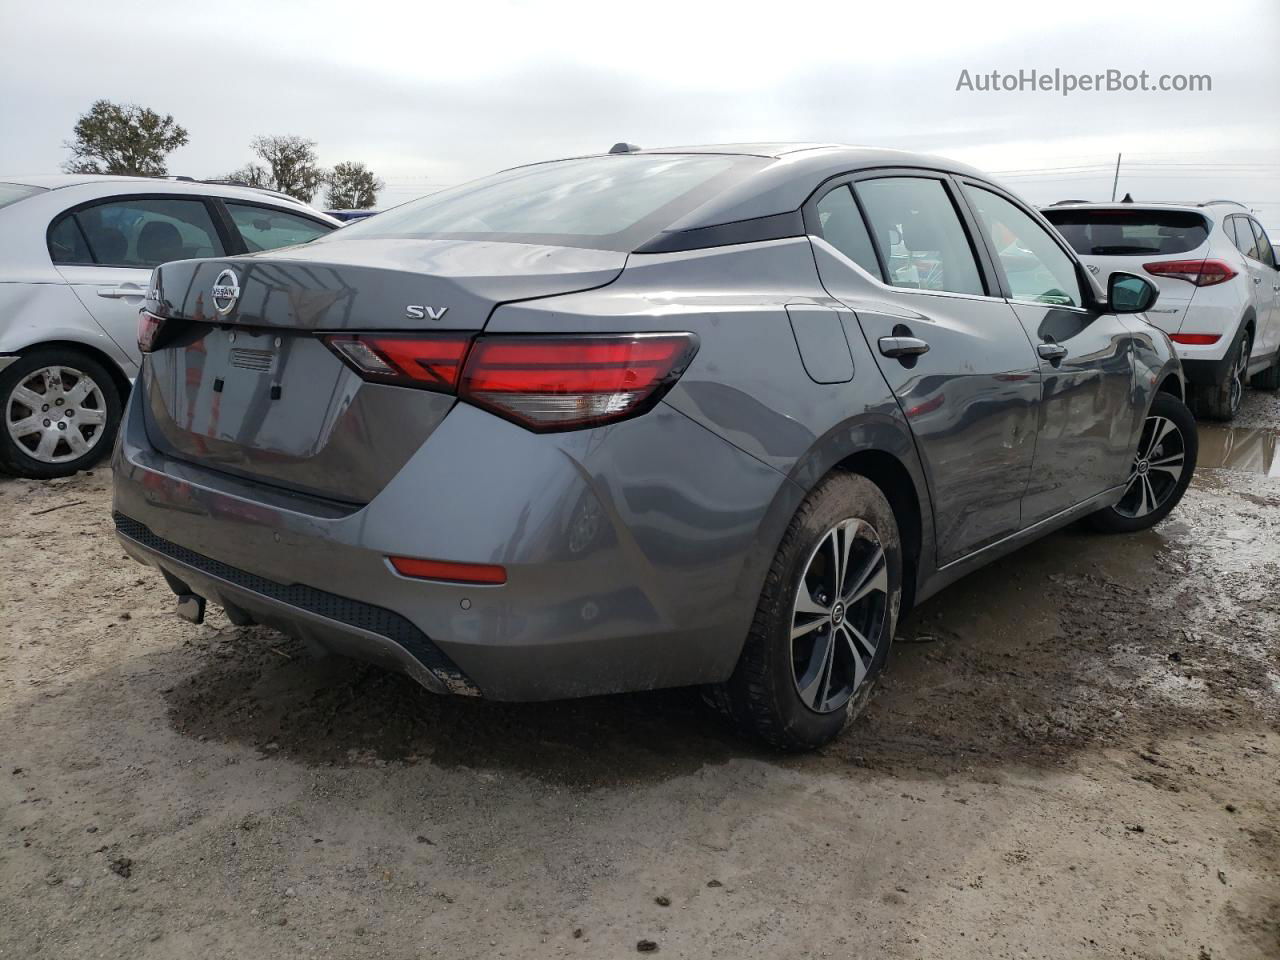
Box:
48, 195, 228, 367
806, 172, 1042, 565
1227, 216, 1271, 351
959, 181, 1137, 526
1245, 217, 1280, 359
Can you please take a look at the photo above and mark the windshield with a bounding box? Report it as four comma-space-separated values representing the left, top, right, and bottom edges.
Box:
333, 154, 767, 251
0, 182, 47, 211
1043, 208, 1210, 257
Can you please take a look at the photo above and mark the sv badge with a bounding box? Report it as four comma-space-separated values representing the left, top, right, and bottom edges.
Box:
405, 304, 449, 321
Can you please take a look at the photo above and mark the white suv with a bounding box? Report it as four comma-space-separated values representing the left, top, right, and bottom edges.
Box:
0, 175, 339, 477
1043, 200, 1280, 421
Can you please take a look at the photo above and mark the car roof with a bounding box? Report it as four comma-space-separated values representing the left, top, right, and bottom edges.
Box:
544, 143, 995, 233
1, 174, 332, 217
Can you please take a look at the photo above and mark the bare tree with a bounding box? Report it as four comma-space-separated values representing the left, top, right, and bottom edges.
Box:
324, 161, 384, 210
62, 100, 189, 176
226, 135, 327, 202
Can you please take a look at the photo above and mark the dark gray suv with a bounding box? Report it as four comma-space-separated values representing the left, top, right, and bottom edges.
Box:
113, 144, 1196, 750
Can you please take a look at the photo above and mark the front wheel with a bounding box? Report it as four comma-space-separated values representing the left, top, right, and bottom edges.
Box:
1087, 392, 1198, 533
708, 472, 902, 751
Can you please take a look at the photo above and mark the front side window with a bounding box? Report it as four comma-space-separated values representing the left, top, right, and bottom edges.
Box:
853, 177, 985, 296
1230, 216, 1260, 260
49, 197, 223, 267
226, 203, 332, 252
967, 187, 1082, 307
814, 185, 881, 279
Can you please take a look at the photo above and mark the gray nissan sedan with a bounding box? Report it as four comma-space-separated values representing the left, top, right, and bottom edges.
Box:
113, 143, 1196, 750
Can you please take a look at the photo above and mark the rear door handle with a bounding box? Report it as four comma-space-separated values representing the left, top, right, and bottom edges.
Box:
96, 284, 147, 300
1037, 341, 1068, 364
878, 336, 930, 359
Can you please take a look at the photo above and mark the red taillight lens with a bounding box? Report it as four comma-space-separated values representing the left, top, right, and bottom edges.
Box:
138, 311, 165, 353
1143, 259, 1237, 287
323, 334, 473, 391
389, 555, 507, 585
458, 333, 698, 430
1169, 333, 1223, 345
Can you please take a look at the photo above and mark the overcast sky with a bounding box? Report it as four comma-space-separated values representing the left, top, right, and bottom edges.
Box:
2, 0, 1277, 225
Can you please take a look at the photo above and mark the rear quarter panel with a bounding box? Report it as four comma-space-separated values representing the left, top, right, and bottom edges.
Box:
485, 237, 936, 612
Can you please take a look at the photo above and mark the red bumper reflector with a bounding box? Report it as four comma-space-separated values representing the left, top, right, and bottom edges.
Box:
1169, 333, 1222, 345
389, 555, 507, 585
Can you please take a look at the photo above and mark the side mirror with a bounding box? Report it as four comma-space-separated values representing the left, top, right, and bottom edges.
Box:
1108, 271, 1160, 313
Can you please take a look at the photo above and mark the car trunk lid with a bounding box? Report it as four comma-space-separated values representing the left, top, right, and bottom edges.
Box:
141, 238, 627, 503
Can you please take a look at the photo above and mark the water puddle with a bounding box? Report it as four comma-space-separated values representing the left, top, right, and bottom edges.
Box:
1195, 424, 1280, 476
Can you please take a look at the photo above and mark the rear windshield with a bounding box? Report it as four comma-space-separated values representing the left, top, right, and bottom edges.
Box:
332, 154, 767, 251
0, 182, 47, 211
1042, 208, 1209, 256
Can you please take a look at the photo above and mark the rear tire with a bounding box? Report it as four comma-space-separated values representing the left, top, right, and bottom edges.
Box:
1190, 326, 1250, 421
710, 472, 902, 751
0, 348, 122, 479
1087, 392, 1197, 533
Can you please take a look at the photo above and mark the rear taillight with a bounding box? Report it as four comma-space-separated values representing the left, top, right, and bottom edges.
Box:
323, 334, 473, 391
324, 331, 697, 431
1143, 259, 1237, 287
138, 311, 165, 353
458, 333, 698, 431
1169, 333, 1223, 345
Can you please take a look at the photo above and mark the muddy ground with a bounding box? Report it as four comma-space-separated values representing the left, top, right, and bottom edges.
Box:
2, 393, 1278, 960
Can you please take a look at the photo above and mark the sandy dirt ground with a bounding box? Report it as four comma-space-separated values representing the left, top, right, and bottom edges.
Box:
2, 392, 1278, 959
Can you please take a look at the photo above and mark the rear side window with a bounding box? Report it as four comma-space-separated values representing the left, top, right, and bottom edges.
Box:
225, 202, 332, 252
966, 187, 1082, 307
0, 182, 46, 210
853, 177, 985, 296
814, 185, 881, 278
49, 197, 224, 267
333, 154, 766, 251
47, 215, 92, 263
1043, 209, 1209, 257
1249, 219, 1275, 266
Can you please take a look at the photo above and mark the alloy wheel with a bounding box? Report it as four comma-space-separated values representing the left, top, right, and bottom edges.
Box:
1229, 334, 1251, 414
790, 518, 889, 714
5, 365, 108, 464
1114, 413, 1188, 519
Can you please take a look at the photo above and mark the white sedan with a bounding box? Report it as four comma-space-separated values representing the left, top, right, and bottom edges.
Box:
0, 175, 339, 477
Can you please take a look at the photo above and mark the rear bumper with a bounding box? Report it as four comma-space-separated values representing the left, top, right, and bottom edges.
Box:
114, 513, 478, 696
112, 386, 792, 701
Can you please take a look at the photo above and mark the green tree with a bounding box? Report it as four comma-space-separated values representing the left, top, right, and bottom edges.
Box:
324, 161, 384, 209
227, 135, 327, 202
62, 100, 189, 176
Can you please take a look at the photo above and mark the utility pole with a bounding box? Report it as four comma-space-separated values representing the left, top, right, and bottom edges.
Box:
1110, 153, 1122, 201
